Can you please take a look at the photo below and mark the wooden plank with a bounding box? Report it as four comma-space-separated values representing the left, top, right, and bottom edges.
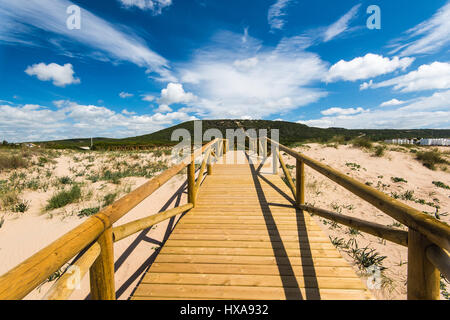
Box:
168, 233, 329, 243
141, 273, 367, 290
133, 284, 372, 300
159, 246, 342, 258
164, 240, 336, 249
154, 254, 350, 267
148, 263, 358, 277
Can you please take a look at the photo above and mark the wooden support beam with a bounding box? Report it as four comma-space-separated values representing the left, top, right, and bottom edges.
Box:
90, 226, 115, 300
44, 243, 101, 300
296, 159, 305, 206
279, 152, 296, 199
187, 156, 196, 206
298, 204, 408, 247
195, 149, 211, 193
113, 204, 194, 242
407, 229, 440, 300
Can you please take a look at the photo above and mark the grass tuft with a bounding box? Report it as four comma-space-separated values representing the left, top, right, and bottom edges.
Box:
45, 185, 81, 211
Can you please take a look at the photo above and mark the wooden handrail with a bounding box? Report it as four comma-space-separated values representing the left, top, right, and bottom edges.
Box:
298, 204, 409, 247
426, 245, 450, 282
278, 151, 296, 199
267, 137, 450, 252
43, 242, 101, 300
112, 204, 194, 242
0, 138, 219, 300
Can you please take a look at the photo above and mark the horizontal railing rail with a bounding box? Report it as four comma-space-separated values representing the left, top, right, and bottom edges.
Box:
265, 137, 450, 300
0, 138, 223, 300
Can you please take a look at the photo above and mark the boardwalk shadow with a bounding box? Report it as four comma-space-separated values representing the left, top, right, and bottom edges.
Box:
246, 155, 303, 300
248, 154, 321, 300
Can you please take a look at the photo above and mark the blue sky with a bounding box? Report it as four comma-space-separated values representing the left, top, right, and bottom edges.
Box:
0, 0, 449, 142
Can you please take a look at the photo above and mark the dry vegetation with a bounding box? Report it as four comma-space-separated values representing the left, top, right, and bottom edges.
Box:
281, 140, 450, 300
0, 147, 172, 222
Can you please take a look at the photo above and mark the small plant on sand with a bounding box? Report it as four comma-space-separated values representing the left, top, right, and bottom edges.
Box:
0, 217, 4, 228
391, 177, 407, 183
373, 145, 386, 157
12, 200, 30, 213
432, 181, 450, 190
416, 149, 448, 170
0, 190, 20, 209
347, 227, 362, 237
58, 176, 73, 185
103, 192, 118, 206
45, 185, 81, 211
78, 207, 100, 218
345, 162, 361, 171
440, 275, 450, 300
352, 138, 373, 150
348, 244, 387, 271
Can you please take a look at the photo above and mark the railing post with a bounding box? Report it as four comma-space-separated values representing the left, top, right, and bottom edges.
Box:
407, 229, 440, 299
207, 149, 213, 176
89, 225, 115, 300
188, 147, 196, 206
296, 159, 305, 206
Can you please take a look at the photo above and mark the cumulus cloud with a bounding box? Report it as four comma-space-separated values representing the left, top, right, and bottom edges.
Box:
268, 0, 292, 31
0, 0, 174, 81
118, 0, 172, 15
176, 31, 328, 119
25, 63, 80, 87
390, 2, 450, 56
300, 90, 450, 129
380, 99, 406, 107
321, 107, 367, 116
154, 104, 173, 113
323, 4, 361, 42
119, 92, 134, 98
361, 61, 450, 92
0, 100, 197, 142
326, 54, 414, 82
157, 83, 197, 106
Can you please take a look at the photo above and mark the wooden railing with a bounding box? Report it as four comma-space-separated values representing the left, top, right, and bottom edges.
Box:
0, 138, 224, 300
264, 137, 450, 300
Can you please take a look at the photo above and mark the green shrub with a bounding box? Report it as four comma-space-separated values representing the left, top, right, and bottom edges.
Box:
0, 155, 29, 171
352, 138, 373, 149
373, 145, 386, 157
416, 149, 448, 170
432, 181, 450, 190
103, 192, 117, 206
391, 177, 407, 183
12, 200, 30, 213
58, 176, 73, 185
78, 207, 100, 218
45, 185, 81, 210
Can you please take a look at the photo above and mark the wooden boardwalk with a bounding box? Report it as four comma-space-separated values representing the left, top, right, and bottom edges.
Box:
131, 153, 372, 300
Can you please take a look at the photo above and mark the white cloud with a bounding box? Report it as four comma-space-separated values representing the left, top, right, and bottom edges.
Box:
0, 100, 197, 142
300, 90, 450, 129
119, 92, 134, 98
141, 94, 155, 102
157, 83, 197, 106
268, 0, 292, 31
321, 107, 367, 116
391, 2, 450, 56
323, 4, 361, 42
118, 0, 172, 15
0, 0, 174, 81
176, 31, 328, 119
121, 109, 136, 115
380, 99, 406, 107
326, 54, 414, 82
363, 61, 450, 92
154, 104, 173, 113
25, 63, 80, 87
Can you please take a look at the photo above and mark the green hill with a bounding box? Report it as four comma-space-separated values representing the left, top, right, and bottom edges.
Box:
35, 120, 450, 149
